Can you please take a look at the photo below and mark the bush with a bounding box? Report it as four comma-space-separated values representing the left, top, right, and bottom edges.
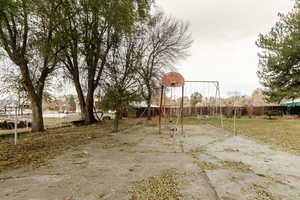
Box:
247, 106, 254, 118
265, 110, 283, 119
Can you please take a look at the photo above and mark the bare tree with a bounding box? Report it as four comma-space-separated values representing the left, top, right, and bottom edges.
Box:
137, 12, 193, 120
100, 35, 141, 132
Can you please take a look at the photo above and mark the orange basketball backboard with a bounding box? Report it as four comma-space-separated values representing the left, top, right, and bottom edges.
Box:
161, 72, 185, 87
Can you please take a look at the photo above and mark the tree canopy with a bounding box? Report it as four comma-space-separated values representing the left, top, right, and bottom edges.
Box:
0, 0, 192, 132
257, 2, 300, 103
190, 92, 202, 107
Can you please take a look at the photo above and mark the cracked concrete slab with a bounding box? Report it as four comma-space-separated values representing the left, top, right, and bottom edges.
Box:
0, 124, 300, 200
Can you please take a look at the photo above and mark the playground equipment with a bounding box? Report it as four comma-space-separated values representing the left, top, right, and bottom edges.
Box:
159, 72, 223, 136
159, 72, 185, 136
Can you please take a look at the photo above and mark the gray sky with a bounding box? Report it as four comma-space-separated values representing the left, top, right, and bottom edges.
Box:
157, 0, 294, 97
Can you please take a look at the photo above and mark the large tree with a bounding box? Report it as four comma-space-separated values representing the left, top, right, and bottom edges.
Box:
137, 12, 192, 120
0, 0, 62, 131
257, 2, 300, 103
58, 0, 151, 123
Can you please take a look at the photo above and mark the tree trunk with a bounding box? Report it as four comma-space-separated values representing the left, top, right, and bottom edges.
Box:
85, 91, 97, 124
146, 95, 152, 120
71, 70, 96, 124
73, 78, 87, 120
84, 61, 98, 124
147, 102, 152, 120
31, 97, 44, 132
19, 62, 46, 132
113, 110, 120, 132
72, 76, 97, 124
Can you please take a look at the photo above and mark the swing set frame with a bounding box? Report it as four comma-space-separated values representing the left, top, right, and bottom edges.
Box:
158, 72, 223, 135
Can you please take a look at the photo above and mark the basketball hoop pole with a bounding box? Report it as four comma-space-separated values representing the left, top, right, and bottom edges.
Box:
217, 82, 224, 129
160, 72, 185, 135
181, 84, 184, 136
159, 85, 164, 134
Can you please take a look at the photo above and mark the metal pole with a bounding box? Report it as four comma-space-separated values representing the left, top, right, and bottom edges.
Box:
159, 86, 164, 134
233, 98, 237, 136
14, 106, 18, 145
217, 83, 224, 129
181, 84, 184, 136
214, 83, 218, 116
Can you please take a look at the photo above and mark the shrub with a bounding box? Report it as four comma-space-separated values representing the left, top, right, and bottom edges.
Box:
265, 110, 283, 119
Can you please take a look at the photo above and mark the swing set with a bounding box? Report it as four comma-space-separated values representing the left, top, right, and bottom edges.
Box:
158, 72, 223, 136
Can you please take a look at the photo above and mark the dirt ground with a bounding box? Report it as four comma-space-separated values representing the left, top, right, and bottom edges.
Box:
0, 124, 300, 200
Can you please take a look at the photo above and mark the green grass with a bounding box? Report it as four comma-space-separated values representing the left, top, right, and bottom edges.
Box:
0, 114, 81, 135
44, 114, 81, 128
183, 117, 300, 155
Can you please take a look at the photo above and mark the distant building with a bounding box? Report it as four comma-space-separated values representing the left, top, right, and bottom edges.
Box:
43, 96, 76, 112
221, 89, 276, 107
250, 89, 276, 106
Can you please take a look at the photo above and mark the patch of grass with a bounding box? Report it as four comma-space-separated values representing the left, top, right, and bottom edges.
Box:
0, 175, 27, 181
230, 175, 244, 182
221, 160, 252, 173
0, 128, 29, 136
130, 169, 182, 200
183, 117, 300, 155
72, 152, 89, 158
195, 160, 218, 171
189, 146, 206, 153
251, 184, 275, 200
0, 119, 136, 173
43, 114, 81, 129
0, 114, 81, 136
224, 148, 239, 152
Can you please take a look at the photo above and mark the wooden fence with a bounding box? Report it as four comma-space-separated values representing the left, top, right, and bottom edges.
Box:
135, 106, 300, 118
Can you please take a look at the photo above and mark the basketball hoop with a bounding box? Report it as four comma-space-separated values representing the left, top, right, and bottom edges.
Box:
162, 72, 185, 87
159, 72, 185, 136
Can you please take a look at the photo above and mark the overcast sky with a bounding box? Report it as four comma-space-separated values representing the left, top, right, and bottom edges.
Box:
157, 0, 294, 97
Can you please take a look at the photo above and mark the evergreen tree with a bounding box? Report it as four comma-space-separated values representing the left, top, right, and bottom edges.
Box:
257, 2, 300, 103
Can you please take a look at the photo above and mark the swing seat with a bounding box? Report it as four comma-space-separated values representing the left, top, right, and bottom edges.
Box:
170, 127, 178, 138
170, 127, 178, 132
